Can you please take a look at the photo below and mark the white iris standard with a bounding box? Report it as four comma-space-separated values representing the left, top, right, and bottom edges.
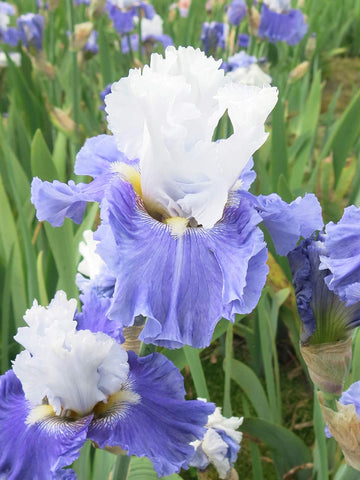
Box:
105, 46, 278, 230
12, 291, 130, 418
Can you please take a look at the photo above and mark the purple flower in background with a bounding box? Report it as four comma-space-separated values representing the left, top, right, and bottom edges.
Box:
258, 0, 308, 46
0, 2, 15, 15
121, 32, 138, 52
83, 29, 99, 55
74, 0, 91, 4
221, 50, 258, 75
31, 47, 323, 349
320, 206, 360, 306
238, 33, 250, 48
121, 14, 173, 54
227, 0, 247, 26
100, 83, 112, 110
106, 0, 155, 35
201, 22, 228, 55
17, 13, 44, 51
226, 51, 257, 70
0, 2, 20, 47
0, 291, 214, 478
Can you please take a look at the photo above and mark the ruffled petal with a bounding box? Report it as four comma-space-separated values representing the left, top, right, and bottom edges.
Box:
74, 134, 138, 178
101, 178, 223, 348
31, 176, 107, 227
88, 352, 215, 477
98, 177, 265, 348
208, 197, 267, 319
0, 370, 90, 480
253, 192, 323, 256
76, 290, 124, 343
320, 206, 360, 306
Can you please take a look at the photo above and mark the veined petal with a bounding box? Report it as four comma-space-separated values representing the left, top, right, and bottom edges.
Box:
76, 290, 124, 344
97, 177, 266, 348
31, 176, 108, 227
102, 178, 223, 348
88, 352, 214, 477
0, 370, 90, 480
253, 192, 323, 256
321, 206, 360, 306
208, 197, 267, 316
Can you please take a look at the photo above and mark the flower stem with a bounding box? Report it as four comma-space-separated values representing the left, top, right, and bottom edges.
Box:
112, 455, 131, 480
322, 391, 338, 411
223, 322, 233, 417
66, 0, 80, 136
137, 7, 143, 63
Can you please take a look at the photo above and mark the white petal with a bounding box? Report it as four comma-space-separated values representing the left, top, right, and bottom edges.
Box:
15, 291, 77, 353
141, 14, 163, 38
12, 293, 129, 416
207, 406, 243, 443
202, 429, 231, 478
78, 230, 105, 280
226, 64, 272, 87
105, 46, 277, 227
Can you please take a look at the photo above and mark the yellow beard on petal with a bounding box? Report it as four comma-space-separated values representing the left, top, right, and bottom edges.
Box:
165, 217, 189, 238
26, 404, 56, 426
111, 162, 142, 197
93, 389, 140, 416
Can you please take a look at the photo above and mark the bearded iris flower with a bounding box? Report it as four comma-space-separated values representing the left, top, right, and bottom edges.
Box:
201, 22, 228, 55
0, 291, 214, 479
288, 235, 360, 394
106, 0, 155, 35
190, 399, 243, 478
258, 0, 308, 46
227, 0, 247, 27
32, 46, 322, 349
17, 13, 44, 51
83, 30, 99, 56
121, 14, 173, 54
0, 2, 20, 47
